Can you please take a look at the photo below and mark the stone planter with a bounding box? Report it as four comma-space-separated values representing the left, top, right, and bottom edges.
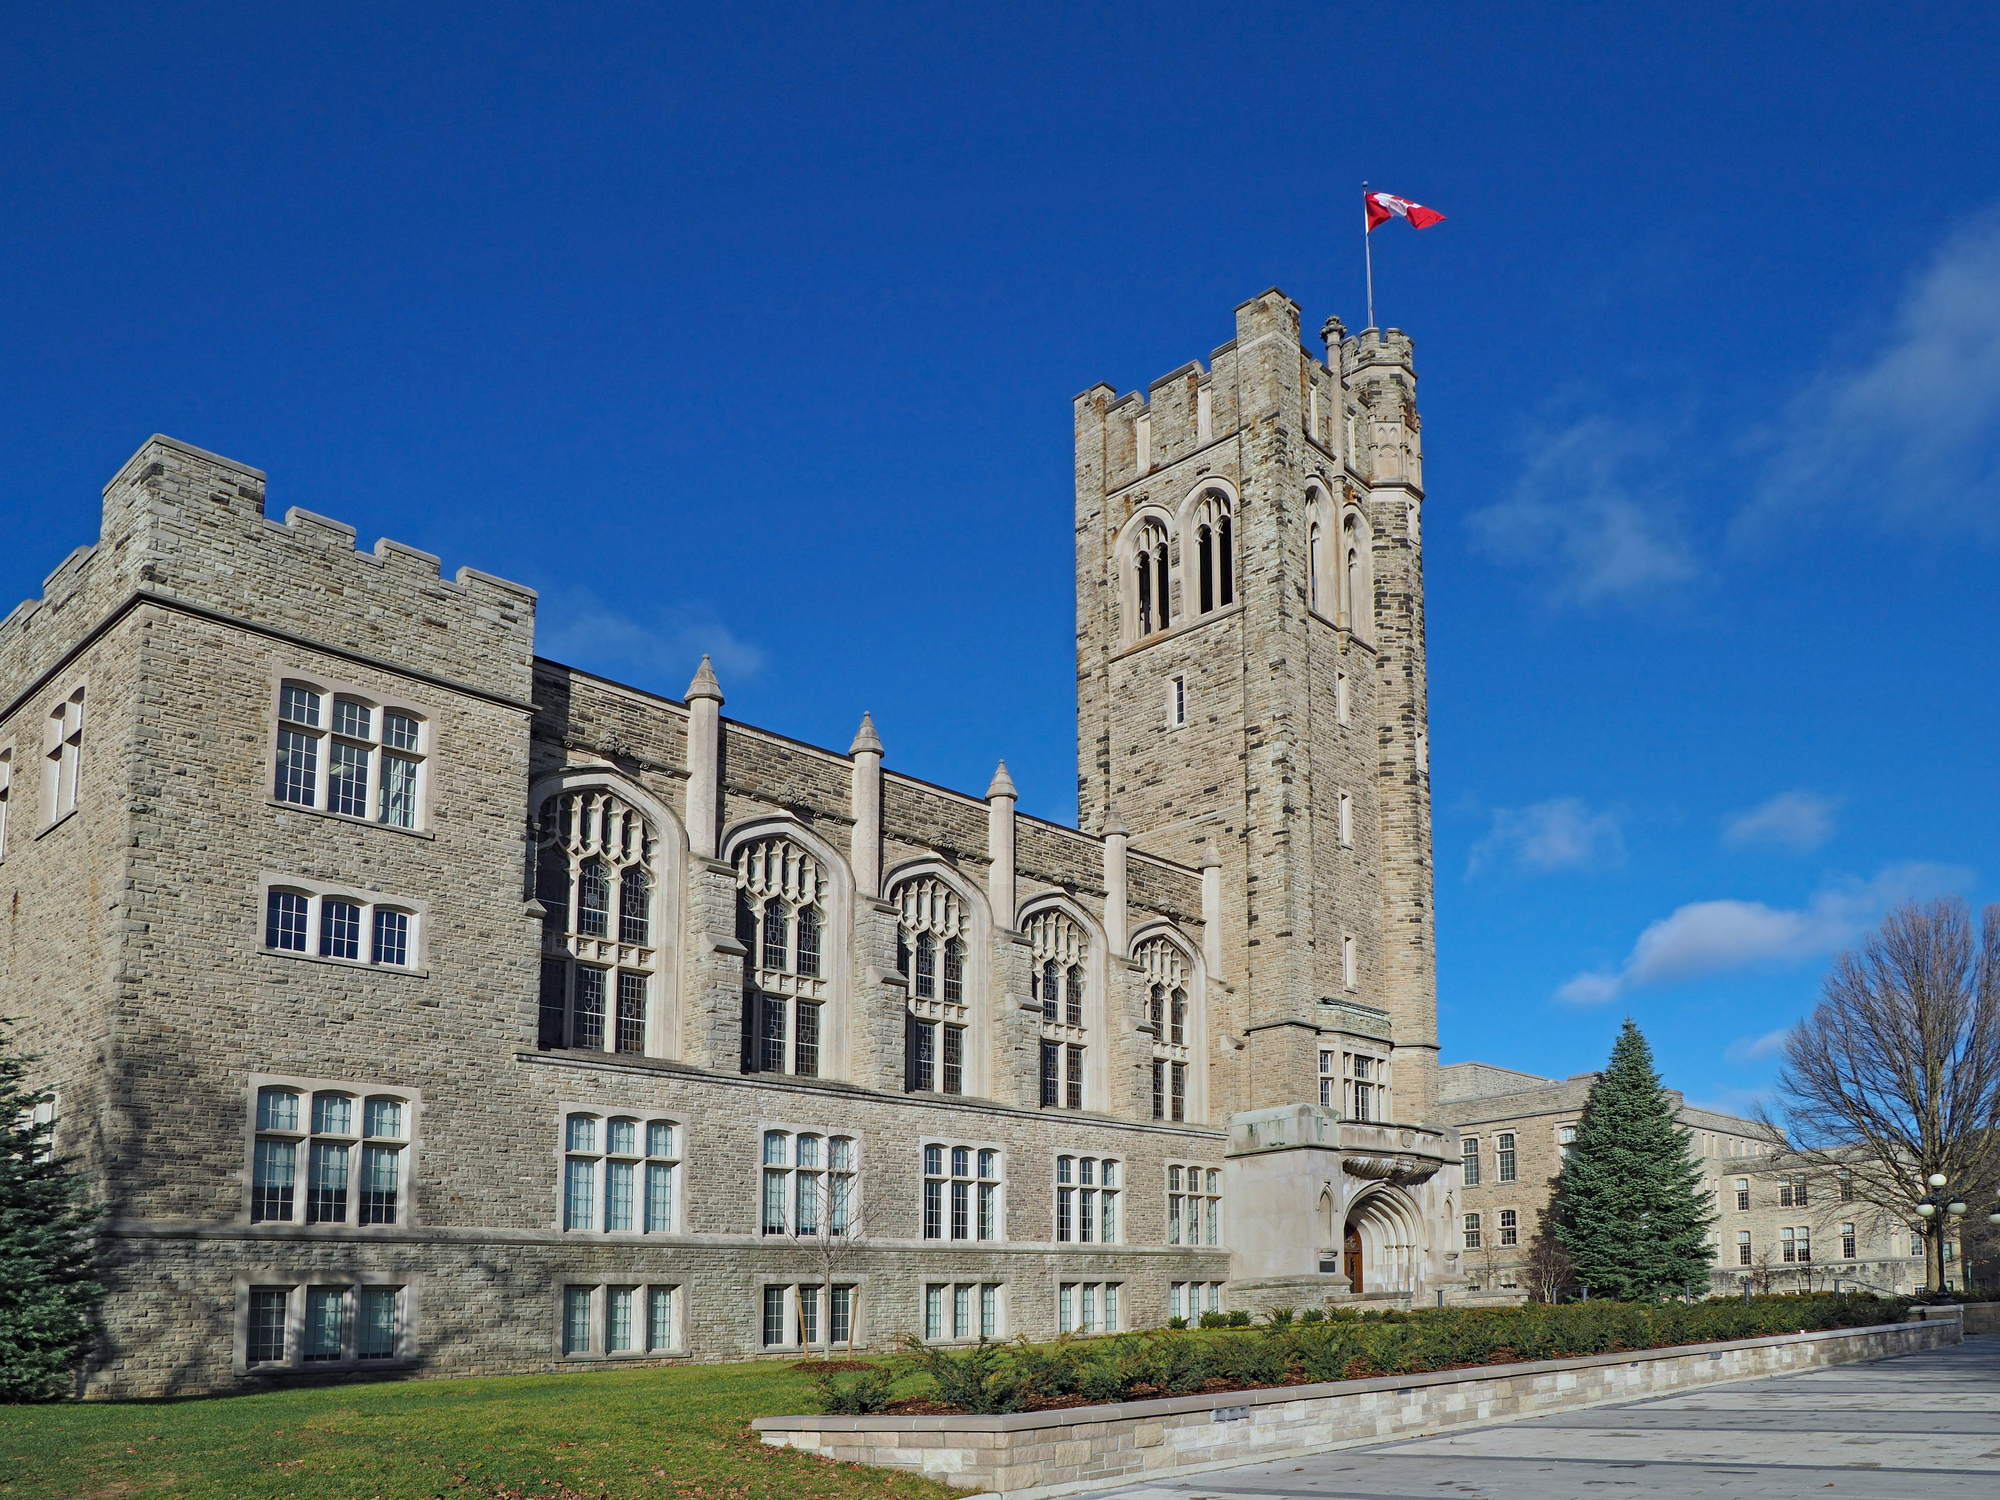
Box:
753, 1318, 1959, 1500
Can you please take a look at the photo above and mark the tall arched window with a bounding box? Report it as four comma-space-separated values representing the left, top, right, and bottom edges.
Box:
538, 789, 658, 1056
1132, 517, 1171, 638
1193, 492, 1234, 615
1308, 520, 1322, 615
893, 877, 969, 1094
1027, 910, 1089, 1110
1341, 510, 1371, 635
1136, 936, 1195, 1121
737, 837, 829, 1077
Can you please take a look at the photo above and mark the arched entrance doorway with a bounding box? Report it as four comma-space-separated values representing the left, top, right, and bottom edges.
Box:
1343, 1186, 1425, 1296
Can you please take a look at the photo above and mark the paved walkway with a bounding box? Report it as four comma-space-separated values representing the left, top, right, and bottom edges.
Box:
1089, 1337, 2000, 1500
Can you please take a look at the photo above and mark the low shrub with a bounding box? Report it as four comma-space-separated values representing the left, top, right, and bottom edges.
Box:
810, 1364, 893, 1414
846, 1293, 1908, 1415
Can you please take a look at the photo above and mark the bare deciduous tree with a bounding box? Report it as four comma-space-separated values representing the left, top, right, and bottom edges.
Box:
790, 1174, 868, 1360
1523, 1196, 1575, 1303
1758, 898, 2000, 1295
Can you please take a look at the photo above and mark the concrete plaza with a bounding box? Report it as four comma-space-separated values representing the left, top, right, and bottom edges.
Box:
1089, 1336, 2000, 1500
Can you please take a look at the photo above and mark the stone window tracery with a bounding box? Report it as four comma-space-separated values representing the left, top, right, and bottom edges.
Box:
894, 877, 968, 1094
1192, 492, 1235, 615
1134, 518, 1171, 637
736, 836, 828, 1077
1027, 910, 1089, 1109
538, 788, 658, 1056
1137, 937, 1193, 1121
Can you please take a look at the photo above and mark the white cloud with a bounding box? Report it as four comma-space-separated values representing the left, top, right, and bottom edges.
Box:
1743, 212, 2000, 539
1723, 790, 1842, 852
1468, 797, 1626, 877
538, 591, 766, 692
1557, 861, 1973, 1004
1724, 1028, 1792, 1065
1467, 415, 1698, 606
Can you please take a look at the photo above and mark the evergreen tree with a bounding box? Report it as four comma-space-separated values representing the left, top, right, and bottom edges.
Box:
0, 1025, 102, 1400
1554, 1019, 1716, 1300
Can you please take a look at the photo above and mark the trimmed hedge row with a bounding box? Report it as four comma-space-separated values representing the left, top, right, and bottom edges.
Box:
815, 1293, 1907, 1415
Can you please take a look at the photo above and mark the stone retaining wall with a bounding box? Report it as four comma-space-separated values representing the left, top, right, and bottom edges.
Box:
752, 1318, 1960, 1500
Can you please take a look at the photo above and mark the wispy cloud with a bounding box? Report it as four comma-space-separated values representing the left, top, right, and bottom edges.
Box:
1724, 1028, 1793, 1065
538, 590, 766, 693
1468, 797, 1625, 877
1557, 860, 1972, 1004
1478, 212, 2000, 608
1723, 790, 1842, 853
1743, 212, 2000, 540
1467, 416, 1697, 606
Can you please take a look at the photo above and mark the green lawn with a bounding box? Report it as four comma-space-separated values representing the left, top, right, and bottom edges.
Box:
0, 1361, 957, 1500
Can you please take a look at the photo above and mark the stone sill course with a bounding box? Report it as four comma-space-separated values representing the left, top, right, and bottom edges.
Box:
752, 1315, 1959, 1500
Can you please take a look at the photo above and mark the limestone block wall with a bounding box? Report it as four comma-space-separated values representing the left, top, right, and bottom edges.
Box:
753, 1317, 1960, 1500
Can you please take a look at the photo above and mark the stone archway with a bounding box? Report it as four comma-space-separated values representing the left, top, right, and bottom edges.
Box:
1344, 1186, 1425, 1296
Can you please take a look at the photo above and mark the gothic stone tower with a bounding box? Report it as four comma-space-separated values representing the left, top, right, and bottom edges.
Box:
1075, 291, 1454, 1302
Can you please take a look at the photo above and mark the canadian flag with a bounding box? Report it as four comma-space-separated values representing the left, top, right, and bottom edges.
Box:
1366, 191, 1446, 231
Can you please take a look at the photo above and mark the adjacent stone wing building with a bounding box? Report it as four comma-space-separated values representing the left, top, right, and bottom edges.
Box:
1441, 1064, 1942, 1296
3, 292, 1469, 1396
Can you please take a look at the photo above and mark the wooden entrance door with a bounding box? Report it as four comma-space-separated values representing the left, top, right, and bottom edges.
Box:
1343, 1226, 1362, 1292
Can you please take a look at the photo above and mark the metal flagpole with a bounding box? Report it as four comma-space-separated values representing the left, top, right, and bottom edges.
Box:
1362, 181, 1375, 330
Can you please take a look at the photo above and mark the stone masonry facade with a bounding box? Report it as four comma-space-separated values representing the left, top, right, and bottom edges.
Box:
1440, 1063, 1950, 1297
2, 293, 1474, 1397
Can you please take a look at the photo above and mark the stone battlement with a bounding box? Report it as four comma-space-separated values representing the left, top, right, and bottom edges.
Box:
0, 434, 538, 718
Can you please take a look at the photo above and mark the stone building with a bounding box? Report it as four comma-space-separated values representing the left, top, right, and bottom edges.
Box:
1442, 1065, 1938, 1296
0, 290, 1473, 1396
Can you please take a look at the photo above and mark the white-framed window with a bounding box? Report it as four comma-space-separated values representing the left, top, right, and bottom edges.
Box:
923, 1282, 1002, 1343
249, 1080, 413, 1227
894, 877, 970, 1094
561, 1282, 683, 1358
1169, 1281, 1222, 1322
737, 837, 830, 1077
1191, 490, 1234, 615
922, 1142, 1002, 1242
1054, 1155, 1118, 1243
1499, 1208, 1519, 1246
1779, 1175, 1810, 1208
0, 741, 12, 859
1028, 910, 1089, 1110
1497, 1132, 1517, 1183
760, 1129, 857, 1238
1167, 675, 1186, 728
1338, 792, 1353, 847
42, 685, 84, 827
1781, 1226, 1811, 1264
1057, 1281, 1121, 1334
1463, 1212, 1482, 1249
260, 876, 423, 972
241, 1279, 411, 1371
538, 787, 659, 1055
1737, 1230, 1753, 1265
1735, 1177, 1751, 1210
1137, 936, 1193, 1121
1460, 1136, 1480, 1185
760, 1282, 860, 1350
1557, 1124, 1577, 1161
1166, 1163, 1222, 1246
1320, 1049, 1389, 1121
1841, 1222, 1857, 1259
560, 1112, 681, 1233
272, 680, 427, 830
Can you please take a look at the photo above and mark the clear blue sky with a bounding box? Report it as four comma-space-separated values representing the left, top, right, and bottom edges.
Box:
5, 3, 1996, 1116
